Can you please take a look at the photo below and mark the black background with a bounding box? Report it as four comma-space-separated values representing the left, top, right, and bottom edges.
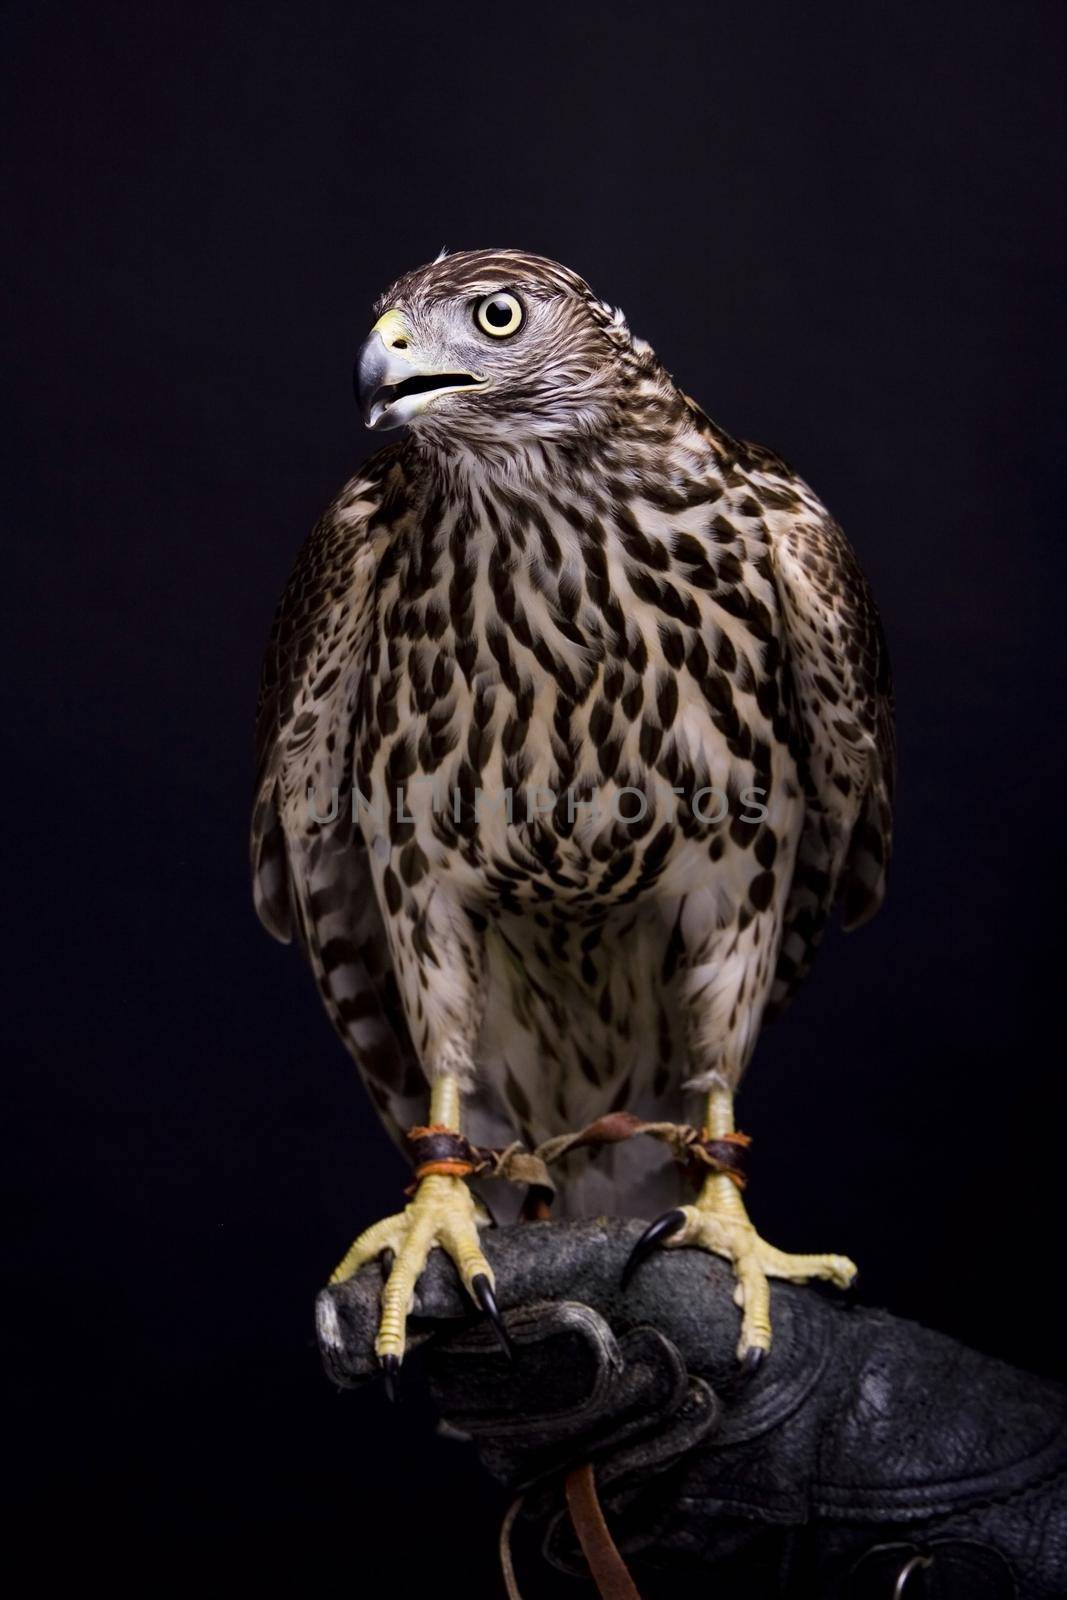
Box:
5, 1, 1065, 1589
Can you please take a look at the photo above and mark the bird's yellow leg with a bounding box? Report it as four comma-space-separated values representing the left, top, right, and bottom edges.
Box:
665, 1084, 856, 1360
328, 1076, 499, 1376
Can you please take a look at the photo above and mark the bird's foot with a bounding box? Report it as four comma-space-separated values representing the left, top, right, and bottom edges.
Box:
624, 1193, 856, 1363
329, 1172, 509, 1390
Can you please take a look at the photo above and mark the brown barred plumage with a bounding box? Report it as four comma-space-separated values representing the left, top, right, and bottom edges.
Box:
252, 249, 894, 1216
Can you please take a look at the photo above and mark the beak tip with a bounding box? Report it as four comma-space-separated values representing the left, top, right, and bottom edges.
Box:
355, 330, 390, 430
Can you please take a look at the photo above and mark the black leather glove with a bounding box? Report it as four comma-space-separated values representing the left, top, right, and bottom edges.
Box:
317, 1217, 1067, 1598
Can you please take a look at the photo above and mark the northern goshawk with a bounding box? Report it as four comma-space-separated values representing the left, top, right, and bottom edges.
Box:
251, 249, 894, 1384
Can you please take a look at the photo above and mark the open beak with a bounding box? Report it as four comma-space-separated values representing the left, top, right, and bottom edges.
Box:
355, 313, 487, 431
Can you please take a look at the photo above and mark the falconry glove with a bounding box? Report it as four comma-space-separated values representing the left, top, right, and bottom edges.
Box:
318, 1218, 1067, 1599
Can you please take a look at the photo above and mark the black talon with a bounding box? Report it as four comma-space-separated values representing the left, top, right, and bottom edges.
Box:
380, 1247, 395, 1279
622, 1208, 687, 1289
739, 1346, 766, 1381
719, 1345, 766, 1399
380, 1353, 400, 1403
471, 1272, 514, 1360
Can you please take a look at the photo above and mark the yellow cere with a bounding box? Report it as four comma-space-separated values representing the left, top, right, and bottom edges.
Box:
371, 308, 412, 347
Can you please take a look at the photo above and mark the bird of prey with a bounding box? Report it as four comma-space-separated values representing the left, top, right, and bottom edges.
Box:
251, 249, 894, 1383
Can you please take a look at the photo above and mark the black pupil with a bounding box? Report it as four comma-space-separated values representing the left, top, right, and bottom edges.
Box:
485, 298, 514, 327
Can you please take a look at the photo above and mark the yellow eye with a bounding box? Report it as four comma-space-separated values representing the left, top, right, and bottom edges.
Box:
474, 292, 524, 337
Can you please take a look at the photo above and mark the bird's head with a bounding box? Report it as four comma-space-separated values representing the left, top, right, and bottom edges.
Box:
355, 249, 636, 448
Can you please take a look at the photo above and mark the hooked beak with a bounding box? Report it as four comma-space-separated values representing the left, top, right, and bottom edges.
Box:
355, 311, 488, 430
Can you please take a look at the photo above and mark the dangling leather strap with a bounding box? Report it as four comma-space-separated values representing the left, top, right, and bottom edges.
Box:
498, 1466, 643, 1599
565, 1463, 643, 1600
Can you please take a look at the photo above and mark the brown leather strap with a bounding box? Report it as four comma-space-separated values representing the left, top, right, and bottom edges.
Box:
691, 1128, 751, 1188
499, 1496, 526, 1600
405, 1116, 752, 1209
405, 1124, 480, 1179
565, 1462, 642, 1600
532, 1113, 752, 1191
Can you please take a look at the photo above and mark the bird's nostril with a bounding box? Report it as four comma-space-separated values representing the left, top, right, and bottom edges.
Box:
391, 338, 408, 351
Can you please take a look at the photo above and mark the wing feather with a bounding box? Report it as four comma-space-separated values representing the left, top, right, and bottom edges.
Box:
751, 451, 895, 1015
250, 443, 426, 1126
